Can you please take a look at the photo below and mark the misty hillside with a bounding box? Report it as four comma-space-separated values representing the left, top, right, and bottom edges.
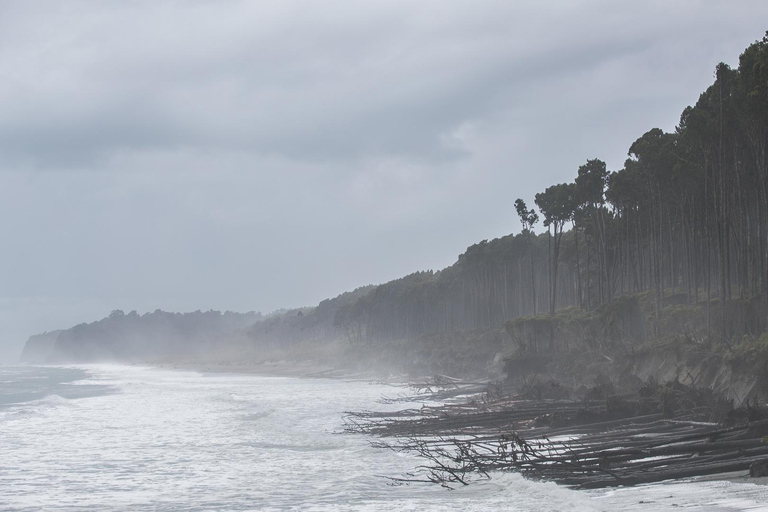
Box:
21, 33, 768, 394
20, 310, 262, 363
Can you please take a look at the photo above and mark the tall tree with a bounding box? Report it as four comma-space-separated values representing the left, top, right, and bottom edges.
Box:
515, 199, 540, 314
575, 159, 610, 305
536, 183, 576, 316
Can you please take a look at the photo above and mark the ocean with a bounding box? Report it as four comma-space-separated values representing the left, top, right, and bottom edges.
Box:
1, 365, 767, 511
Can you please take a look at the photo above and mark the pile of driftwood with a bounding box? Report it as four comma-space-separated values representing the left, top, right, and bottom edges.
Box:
344, 378, 768, 489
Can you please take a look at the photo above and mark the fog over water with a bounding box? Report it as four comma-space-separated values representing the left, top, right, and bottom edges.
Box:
2, 365, 768, 511
2, 1, 768, 360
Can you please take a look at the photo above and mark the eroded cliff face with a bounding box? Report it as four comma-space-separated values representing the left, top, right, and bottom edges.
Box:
503, 295, 768, 405
503, 343, 763, 407
19, 331, 61, 363
627, 346, 760, 405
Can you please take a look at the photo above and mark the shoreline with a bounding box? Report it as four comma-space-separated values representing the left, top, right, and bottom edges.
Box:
160, 359, 342, 379
20, 359, 768, 493
341, 375, 768, 491
145, 358, 424, 385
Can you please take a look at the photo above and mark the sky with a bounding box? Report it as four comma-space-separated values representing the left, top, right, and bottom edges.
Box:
1, 0, 766, 362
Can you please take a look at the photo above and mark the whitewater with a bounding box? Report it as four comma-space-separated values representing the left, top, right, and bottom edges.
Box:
1, 365, 767, 511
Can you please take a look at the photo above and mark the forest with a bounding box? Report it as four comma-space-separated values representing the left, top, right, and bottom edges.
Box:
310, 31, 768, 351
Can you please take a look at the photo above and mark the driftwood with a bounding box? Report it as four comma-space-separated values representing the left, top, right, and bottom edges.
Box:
344, 379, 768, 489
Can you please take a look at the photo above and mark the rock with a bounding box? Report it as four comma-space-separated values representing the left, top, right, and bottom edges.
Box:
749, 459, 768, 477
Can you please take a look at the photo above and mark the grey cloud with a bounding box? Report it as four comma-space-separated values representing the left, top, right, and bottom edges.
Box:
0, 0, 730, 168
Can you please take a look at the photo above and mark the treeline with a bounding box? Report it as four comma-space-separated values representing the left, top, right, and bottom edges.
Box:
289, 32, 768, 347
245, 32, 768, 351
22, 309, 263, 362
333, 235, 551, 343
245, 285, 374, 350
519, 32, 768, 328
247, 230, 566, 349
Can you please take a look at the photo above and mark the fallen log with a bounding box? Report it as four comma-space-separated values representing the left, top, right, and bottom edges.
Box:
345, 377, 768, 489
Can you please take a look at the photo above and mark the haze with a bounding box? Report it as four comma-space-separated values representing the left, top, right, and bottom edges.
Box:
1, 0, 766, 362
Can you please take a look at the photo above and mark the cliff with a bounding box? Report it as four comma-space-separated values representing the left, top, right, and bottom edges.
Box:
503, 293, 768, 405
19, 330, 62, 363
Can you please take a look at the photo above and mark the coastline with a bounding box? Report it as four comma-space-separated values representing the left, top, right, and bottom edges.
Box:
146, 358, 421, 384
159, 359, 342, 379
13, 360, 768, 497
156, 358, 768, 493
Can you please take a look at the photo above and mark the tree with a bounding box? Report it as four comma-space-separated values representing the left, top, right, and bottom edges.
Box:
515, 199, 539, 314
575, 159, 610, 304
535, 183, 576, 316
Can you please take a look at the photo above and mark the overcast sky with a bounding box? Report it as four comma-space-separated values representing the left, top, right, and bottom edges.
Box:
1, 1, 766, 361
